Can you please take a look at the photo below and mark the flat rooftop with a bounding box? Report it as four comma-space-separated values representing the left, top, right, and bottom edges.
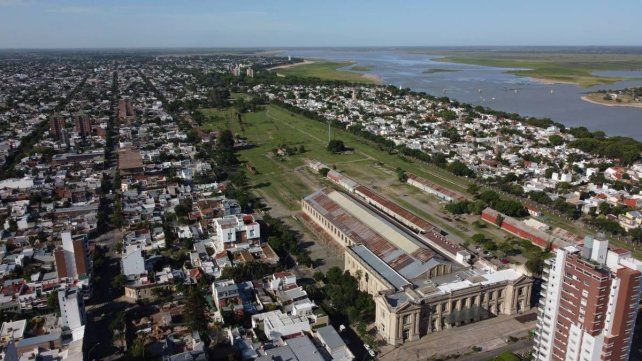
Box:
118, 148, 143, 170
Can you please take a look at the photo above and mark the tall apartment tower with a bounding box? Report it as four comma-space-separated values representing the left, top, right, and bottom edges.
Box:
48, 118, 66, 140
533, 236, 642, 361
54, 232, 89, 280
74, 116, 92, 138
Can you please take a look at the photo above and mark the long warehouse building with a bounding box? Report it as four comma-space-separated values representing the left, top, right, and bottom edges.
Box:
302, 188, 533, 345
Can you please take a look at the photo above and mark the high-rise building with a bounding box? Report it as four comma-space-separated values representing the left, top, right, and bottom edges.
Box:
74, 116, 92, 138
117, 98, 136, 122
48, 118, 65, 140
58, 287, 86, 341
54, 232, 89, 280
533, 236, 642, 361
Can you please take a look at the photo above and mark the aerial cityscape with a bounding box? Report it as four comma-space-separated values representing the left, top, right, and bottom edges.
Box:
1, 1, 642, 361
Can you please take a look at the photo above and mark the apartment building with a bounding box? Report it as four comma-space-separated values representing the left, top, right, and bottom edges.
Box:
533, 236, 642, 361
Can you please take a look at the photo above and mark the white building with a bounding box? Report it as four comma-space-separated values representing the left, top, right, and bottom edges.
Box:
213, 214, 260, 251
121, 247, 146, 277
58, 287, 86, 341
251, 310, 310, 341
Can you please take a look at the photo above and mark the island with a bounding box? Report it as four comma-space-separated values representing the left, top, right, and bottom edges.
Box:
582, 87, 642, 108
425, 49, 642, 87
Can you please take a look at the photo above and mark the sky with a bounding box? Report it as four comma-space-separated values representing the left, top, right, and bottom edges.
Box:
1, 0, 641, 49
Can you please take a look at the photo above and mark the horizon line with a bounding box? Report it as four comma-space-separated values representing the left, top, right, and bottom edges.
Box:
2, 45, 642, 51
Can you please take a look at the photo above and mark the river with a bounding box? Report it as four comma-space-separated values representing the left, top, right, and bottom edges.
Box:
283, 48, 642, 140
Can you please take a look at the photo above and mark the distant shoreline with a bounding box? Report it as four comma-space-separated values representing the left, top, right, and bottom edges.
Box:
581, 95, 642, 109
529, 77, 577, 86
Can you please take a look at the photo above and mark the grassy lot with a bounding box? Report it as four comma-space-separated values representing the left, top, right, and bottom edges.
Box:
274, 61, 380, 84
199, 107, 240, 132
199, 104, 469, 209
434, 51, 642, 87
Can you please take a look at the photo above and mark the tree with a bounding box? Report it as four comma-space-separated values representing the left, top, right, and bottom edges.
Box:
445, 201, 470, 214
326, 266, 343, 284
495, 214, 505, 227
630, 228, 642, 244
326, 139, 347, 153
471, 233, 486, 244
129, 335, 148, 360
313, 271, 325, 282
396, 167, 407, 182
47, 292, 60, 315
184, 286, 208, 333
111, 274, 126, 291
448, 160, 475, 178
548, 134, 564, 146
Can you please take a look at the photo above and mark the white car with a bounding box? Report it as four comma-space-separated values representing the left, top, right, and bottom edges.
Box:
369, 350, 376, 357
364, 344, 371, 351
339, 324, 346, 332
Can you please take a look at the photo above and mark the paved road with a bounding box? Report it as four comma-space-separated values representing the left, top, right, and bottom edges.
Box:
84, 227, 127, 360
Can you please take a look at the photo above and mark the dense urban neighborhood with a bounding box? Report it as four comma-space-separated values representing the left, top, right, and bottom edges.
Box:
0, 51, 641, 361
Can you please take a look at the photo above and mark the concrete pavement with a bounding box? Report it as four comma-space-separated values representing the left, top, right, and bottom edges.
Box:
378, 311, 536, 361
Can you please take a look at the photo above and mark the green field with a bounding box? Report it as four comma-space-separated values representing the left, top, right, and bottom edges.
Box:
199, 104, 468, 210
199, 107, 239, 132
431, 51, 642, 87
275, 61, 380, 84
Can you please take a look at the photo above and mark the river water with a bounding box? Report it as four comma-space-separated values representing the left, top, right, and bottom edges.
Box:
283, 48, 642, 140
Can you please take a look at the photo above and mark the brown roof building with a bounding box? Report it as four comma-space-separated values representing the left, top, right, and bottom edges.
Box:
118, 148, 144, 175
